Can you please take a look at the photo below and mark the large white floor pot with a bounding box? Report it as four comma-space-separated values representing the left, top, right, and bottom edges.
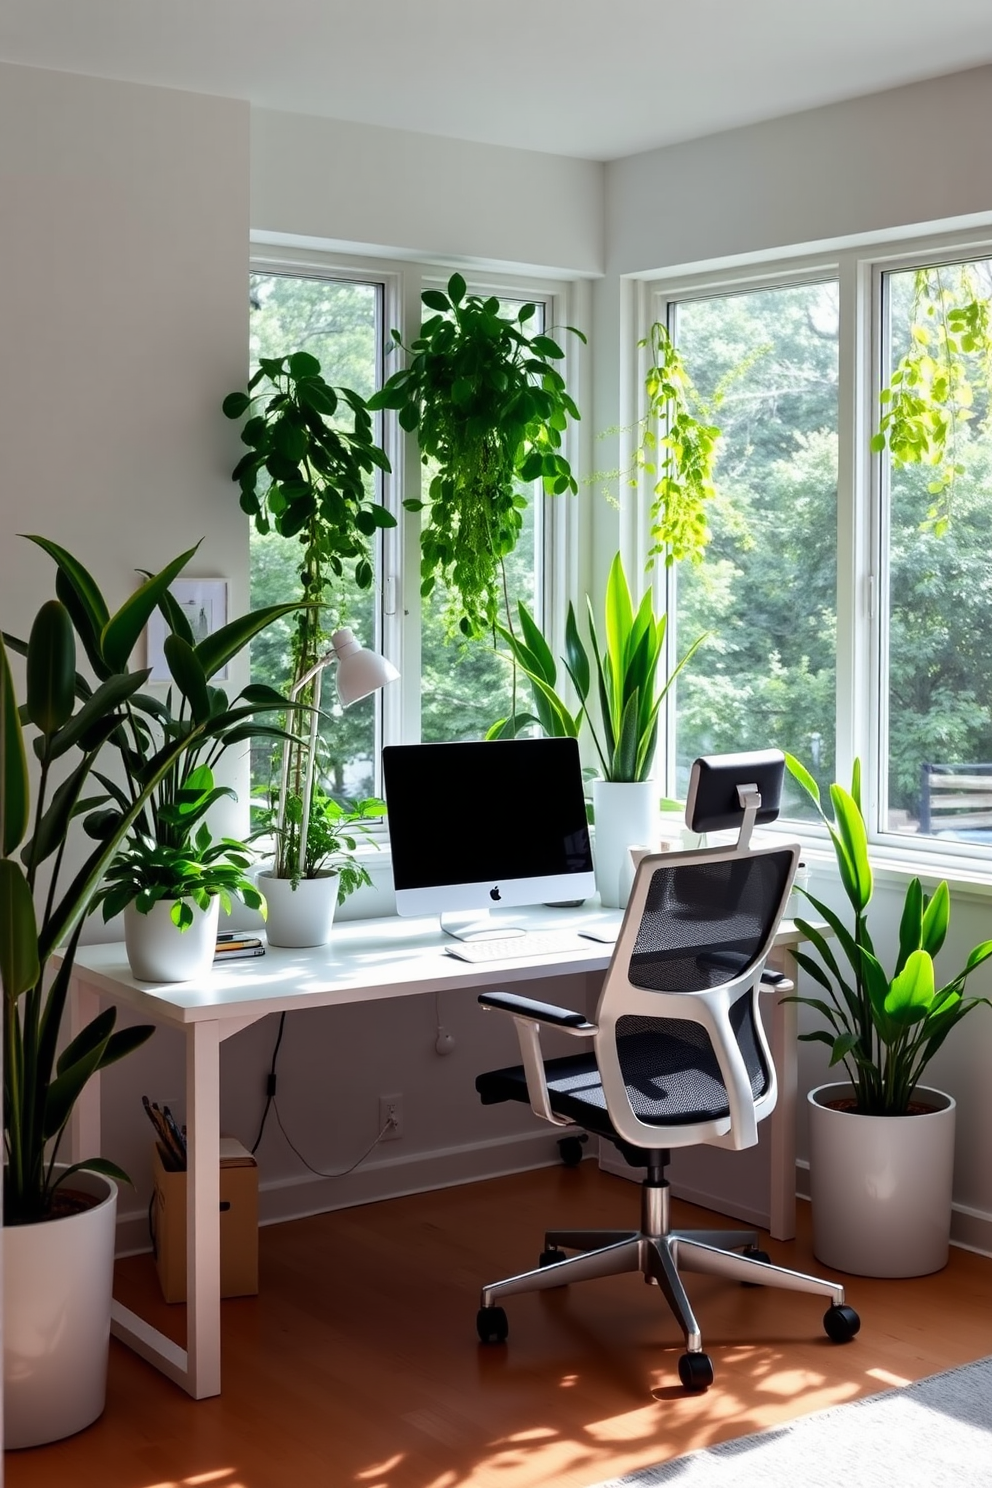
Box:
807, 1082, 956, 1277
124, 896, 220, 983
592, 779, 657, 909
260, 870, 338, 947
3, 1168, 118, 1449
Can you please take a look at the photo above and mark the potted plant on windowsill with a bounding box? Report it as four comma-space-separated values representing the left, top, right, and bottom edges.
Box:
253, 780, 385, 947
785, 753, 992, 1277
0, 537, 297, 1447
491, 553, 705, 907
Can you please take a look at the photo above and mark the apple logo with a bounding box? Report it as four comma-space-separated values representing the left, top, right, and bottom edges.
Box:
489, 885, 502, 902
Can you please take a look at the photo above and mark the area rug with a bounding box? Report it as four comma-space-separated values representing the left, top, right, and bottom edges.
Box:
589, 1354, 992, 1487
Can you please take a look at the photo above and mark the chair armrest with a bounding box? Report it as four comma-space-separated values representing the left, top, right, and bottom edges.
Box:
760, 969, 793, 994
478, 990, 595, 1032
478, 991, 595, 1128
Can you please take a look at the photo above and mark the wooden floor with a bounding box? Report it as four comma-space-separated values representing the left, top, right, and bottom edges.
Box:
7, 1164, 992, 1488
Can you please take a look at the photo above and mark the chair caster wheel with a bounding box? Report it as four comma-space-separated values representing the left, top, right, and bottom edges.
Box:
539, 1247, 567, 1268
678, 1351, 714, 1391
741, 1245, 771, 1286
823, 1303, 861, 1343
557, 1134, 588, 1167
477, 1305, 508, 1345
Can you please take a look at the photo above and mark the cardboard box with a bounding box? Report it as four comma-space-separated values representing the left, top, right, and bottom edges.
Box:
151, 1137, 259, 1303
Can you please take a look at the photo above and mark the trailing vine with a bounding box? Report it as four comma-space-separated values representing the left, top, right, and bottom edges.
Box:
873, 265, 992, 535
634, 321, 721, 568
368, 273, 585, 638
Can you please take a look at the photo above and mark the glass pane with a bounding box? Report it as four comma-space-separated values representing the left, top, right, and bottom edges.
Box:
883, 258, 992, 843
672, 282, 839, 818
419, 296, 544, 743
247, 273, 382, 799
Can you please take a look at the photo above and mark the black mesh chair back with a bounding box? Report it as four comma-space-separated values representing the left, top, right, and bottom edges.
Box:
594, 840, 797, 1153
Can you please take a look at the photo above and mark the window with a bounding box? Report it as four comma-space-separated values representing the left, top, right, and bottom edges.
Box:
245, 263, 565, 797
248, 271, 383, 799
879, 254, 992, 847
667, 280, 839, 820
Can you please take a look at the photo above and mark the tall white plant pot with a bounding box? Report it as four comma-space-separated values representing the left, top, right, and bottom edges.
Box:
4, 1169, 117, 1448
808, 1082, 956, 1277
124, 897, 220, 983
592, 779, 656, 908
260, 870, 338, 948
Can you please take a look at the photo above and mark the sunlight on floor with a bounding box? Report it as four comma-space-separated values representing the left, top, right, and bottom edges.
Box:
146, 1471, 241, 1488
867, 1366, 912, 1388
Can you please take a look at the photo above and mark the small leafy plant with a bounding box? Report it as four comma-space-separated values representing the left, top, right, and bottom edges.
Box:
92, 769, 263, 929
368, 273, 585, 638
785, 753, 992, 1115
253, 783, 385, 902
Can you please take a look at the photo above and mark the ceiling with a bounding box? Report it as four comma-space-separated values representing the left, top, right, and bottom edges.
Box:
3, 0, 992, 161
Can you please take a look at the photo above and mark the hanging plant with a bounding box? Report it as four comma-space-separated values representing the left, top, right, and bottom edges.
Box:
633, 321, 721, 568
873, 265, 992, 536
222, 351, 394, 683
367, 273, 585, 638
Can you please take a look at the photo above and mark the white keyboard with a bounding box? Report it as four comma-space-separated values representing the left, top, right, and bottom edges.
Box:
443, 930, 609, 963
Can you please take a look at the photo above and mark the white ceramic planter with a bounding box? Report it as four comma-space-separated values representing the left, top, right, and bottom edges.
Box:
260, 869, 338, 948
124, 896, 220, 983
807, 1081, 956, 1277
592, 779, 657, 908
3, 1168, 117, 1449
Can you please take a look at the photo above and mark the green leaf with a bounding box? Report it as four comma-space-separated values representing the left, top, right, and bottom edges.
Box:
421, 289, 451, 313
920, 880, 950, 956
447, 272, 466, 304
26, 601, 76, 735
0, 858, 39, 997
194, 602, 302, 682
884, 948, 935, 1024
288, 351, 321, 379
101, 545, 200, 674
164, 634, 211, 723
222, 390, 251, 419
0, 632, 30, 855
829, 784, 872, 913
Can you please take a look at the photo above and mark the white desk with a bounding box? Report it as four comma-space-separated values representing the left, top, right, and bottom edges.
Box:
65, 904, 808, 1400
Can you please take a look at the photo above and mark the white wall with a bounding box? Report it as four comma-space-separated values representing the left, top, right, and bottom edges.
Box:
251, 108, 604, 277
606, 63, 992, 278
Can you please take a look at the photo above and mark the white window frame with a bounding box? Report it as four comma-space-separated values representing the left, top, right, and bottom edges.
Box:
247, 244, 585, 774
632, 223, 992, 891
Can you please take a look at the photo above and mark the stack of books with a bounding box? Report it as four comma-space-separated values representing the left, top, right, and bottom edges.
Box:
214, 932, 265, 962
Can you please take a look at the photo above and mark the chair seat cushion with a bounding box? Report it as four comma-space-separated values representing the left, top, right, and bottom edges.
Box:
476, 1023, 742, 1135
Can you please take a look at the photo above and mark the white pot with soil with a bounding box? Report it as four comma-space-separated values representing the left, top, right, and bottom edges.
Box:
124, 896, 220, 983
3, 1168, 118, 1449
807, 1081, 956, 1277
259, 869, 338, 948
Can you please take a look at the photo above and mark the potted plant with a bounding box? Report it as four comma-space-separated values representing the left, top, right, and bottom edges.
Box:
223, 356, 398, 946
490, 553, 705, 907
368, 272, 585, 639
785, 753, 992, 1276
253, 780, 386, 947
0, 537, 296, 1446
91, 768, 264, 982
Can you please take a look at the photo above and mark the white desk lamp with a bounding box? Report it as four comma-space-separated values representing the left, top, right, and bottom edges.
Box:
276, 628, 399, 876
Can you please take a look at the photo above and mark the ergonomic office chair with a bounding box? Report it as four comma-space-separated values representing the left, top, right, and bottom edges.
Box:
474, 749, 860, 1391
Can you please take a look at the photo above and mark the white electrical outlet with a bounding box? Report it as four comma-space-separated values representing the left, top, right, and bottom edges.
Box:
379, 1093, 403, 1140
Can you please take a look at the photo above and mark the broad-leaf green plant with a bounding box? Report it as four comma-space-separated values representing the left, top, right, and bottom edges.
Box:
1, 539, 300, 1224
785, 753, 992, 1115
568, 554, 705, 783
368, 273, 585, 638
487, 600, 583, 742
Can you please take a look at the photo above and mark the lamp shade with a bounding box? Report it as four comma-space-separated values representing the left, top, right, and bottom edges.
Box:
330, 628, 399, 707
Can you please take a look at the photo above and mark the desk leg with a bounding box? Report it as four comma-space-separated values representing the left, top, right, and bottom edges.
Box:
108, 1017, 223, 1399
767, 948, 799, 1241
186, 1019, 222, 1399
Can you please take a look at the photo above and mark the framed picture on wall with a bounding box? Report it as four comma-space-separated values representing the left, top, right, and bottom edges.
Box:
147, 579, 228, 682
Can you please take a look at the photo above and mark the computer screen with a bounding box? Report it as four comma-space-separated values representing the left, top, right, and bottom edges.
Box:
382, 737, 595, 925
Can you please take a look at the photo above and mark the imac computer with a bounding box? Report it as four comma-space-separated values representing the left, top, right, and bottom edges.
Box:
382, 737, 595, 939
